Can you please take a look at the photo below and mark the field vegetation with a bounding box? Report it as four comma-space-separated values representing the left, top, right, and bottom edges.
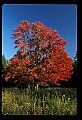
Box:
2, 87, 77, 115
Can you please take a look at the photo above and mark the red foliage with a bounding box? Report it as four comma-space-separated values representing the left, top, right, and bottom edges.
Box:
5, 20, 73, 86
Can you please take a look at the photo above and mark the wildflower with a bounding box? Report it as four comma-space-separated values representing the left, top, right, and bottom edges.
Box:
62, 95, 65, 97
68, 97, 70, 100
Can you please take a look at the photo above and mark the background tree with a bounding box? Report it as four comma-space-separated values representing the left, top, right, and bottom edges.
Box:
69, 51, 77, 87
2, 55, 9, 87
5, 20, 73, 88
73, 51, 77, 77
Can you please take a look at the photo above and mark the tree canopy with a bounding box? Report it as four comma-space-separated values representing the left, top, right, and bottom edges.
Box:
5, 20, 73, 87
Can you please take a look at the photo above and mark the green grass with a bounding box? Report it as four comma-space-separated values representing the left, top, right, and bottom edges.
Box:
2, 87, 77, 115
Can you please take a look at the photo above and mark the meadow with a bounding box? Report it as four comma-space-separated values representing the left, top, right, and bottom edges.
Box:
2, 87, 77, 115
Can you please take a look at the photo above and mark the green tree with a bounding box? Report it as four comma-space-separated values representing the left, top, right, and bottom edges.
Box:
2, 55, 9, 86
72, 52, 77, 77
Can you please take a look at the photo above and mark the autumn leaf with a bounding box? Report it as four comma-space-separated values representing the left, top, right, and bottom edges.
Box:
5, 20, 73, 87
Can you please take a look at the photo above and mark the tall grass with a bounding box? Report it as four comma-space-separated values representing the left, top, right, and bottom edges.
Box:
2, 87, 77, 115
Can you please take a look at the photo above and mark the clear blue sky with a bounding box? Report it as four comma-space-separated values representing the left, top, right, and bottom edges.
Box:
2, 4, 77, 60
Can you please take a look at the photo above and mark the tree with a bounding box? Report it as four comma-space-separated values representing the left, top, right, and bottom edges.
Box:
73, 51, 77, 76
60, 52, 77, 87
2, 55, 9, 87
5, 20, 73, 88
2, 55, 9, 78
69, 52, 77, 87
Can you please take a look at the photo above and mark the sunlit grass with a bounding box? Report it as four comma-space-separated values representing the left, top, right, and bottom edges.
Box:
2, 87, 77, 115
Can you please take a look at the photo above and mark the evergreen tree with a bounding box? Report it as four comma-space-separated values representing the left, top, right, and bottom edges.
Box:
2, 55, 9, 87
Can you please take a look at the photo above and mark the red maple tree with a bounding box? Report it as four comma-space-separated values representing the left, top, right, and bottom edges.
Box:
5, 20, 73, 87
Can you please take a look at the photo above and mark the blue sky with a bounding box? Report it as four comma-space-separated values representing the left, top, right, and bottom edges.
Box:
2, 4, 77, 60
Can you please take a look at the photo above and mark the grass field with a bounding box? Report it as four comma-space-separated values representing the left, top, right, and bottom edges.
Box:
2, 87, 77, 115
